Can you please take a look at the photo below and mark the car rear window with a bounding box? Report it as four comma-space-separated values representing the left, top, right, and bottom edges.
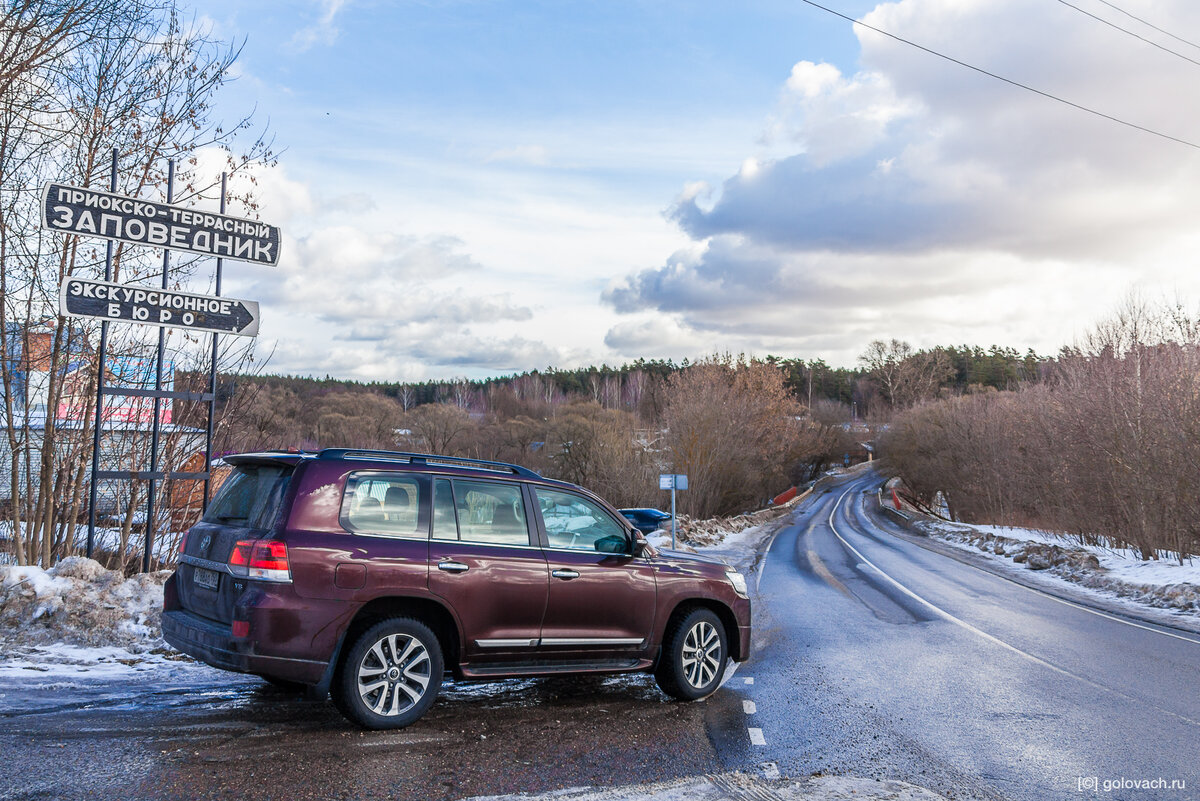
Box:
203, 464, 293, 529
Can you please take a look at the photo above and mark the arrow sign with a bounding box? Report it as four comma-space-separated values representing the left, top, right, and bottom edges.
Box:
60, 278, 260, 337
42, 182, 281, 266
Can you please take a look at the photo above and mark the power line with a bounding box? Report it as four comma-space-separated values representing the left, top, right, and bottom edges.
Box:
1093, 0, 1200, 52
1054, 0, 1200, 69
797, 0, 1200, 151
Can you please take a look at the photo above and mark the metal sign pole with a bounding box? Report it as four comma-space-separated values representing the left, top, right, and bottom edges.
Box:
144, 159, 173, 573
203, 173, 226, 513
86, 148, 118, 559
671, 481, 677, 550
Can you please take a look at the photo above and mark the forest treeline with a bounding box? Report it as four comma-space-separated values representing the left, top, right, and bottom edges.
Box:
171, 344, 1046, 519
882, 301, 1200, 563
198, 344, 1043, 422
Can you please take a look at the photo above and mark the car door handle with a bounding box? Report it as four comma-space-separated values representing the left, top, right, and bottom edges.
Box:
438, 561, 470, 573
551, 569, 580, 580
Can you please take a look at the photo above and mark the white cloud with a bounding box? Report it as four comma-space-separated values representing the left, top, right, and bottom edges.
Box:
289, 0, 351, 52
608, 0, 1200, 362
189, 156, 571, 377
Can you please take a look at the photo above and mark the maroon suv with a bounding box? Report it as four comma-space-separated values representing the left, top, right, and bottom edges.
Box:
163, 449, 752, 729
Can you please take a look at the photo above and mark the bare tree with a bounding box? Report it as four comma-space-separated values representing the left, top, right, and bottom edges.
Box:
0, 1, 274, 567
405, 403, 472, 455
662, 356, 808, 518
883, 298, 1200, 562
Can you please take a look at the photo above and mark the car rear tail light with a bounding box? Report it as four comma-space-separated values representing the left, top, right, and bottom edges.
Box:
228, 540, 253, 572
231, 620, 250, 638
178, 530, 189, 557
227, 540, 291, 582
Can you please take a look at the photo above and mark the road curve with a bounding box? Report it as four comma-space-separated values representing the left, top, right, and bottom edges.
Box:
708, 470, 1199, 801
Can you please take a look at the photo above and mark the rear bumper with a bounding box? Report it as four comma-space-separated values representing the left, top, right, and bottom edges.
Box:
162, 607, 327, 685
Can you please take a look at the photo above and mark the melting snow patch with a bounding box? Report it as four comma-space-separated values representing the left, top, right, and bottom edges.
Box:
0, 642, 195, 680
461, 772, 946, 801
0, 557, 170, 652
917, 520, 1200, 618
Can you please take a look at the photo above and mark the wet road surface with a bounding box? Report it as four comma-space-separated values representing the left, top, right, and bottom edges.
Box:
716, 472, 1200, 801
0, 666, 722, 800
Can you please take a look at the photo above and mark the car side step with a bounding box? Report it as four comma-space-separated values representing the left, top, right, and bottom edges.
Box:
461, 658, 650, 678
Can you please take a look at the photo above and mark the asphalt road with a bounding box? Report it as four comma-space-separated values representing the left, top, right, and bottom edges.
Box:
2, 471, 1197, 800
0, 665, 721, 800
707, 470, 1200, 801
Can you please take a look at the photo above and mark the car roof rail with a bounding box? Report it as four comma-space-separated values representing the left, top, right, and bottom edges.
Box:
316, 448, 542, 480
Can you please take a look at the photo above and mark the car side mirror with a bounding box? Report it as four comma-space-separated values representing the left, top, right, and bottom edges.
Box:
631, 530, 656, 558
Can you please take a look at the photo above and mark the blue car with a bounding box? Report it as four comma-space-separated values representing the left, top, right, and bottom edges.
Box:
618, 507, 673, 534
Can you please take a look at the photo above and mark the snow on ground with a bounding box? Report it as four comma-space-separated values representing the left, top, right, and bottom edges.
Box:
965, 524, 1200, 587
0, 642, 192, 681
464, 771, 945, 801
646, 494, 806, 575
0, 557, 169, 650
915, 518, 1200, 619
648, 521, 773, 576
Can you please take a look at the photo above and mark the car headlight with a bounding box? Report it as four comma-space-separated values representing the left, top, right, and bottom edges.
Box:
725, 569, 749, 599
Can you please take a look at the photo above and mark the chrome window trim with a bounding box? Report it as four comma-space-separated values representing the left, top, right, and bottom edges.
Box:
429, 539, 544, 552
349, 530, 429, 542
539, 545, 635, 556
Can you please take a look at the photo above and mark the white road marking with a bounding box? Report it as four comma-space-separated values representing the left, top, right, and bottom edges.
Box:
748, 727, 766, 746
743, 677, 754, 685
829, 488, 1200, 729
742, 700, 757, 714
757, 527, 787, 592
858, 482, 1200, 646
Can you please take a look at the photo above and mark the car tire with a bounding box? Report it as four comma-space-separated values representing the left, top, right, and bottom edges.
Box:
654, 607, 727, 701
333, 617, 443, 729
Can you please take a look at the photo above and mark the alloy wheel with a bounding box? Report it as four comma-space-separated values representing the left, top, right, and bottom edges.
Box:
356, 633, 432, 716
681, 620, 722, 689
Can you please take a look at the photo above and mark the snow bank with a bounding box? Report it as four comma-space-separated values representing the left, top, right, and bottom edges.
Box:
671, 503, 794, 547
916, 520, 1200, 615
0, 557, 169, 652
646, 495, 805, 575
464, 771, 945, 801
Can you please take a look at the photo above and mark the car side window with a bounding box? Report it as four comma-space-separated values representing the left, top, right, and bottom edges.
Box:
535, 488, 629, 554
341, 472, 429, 538
436, 478, 530, 546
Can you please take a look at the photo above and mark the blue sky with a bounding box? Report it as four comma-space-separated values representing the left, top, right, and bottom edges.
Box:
191, 1, 1200, 380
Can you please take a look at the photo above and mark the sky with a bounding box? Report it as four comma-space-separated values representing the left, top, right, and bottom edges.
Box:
187, 0, 1200, 381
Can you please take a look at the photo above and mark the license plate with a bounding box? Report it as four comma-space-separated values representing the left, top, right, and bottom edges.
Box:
193, 566, 220, 590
